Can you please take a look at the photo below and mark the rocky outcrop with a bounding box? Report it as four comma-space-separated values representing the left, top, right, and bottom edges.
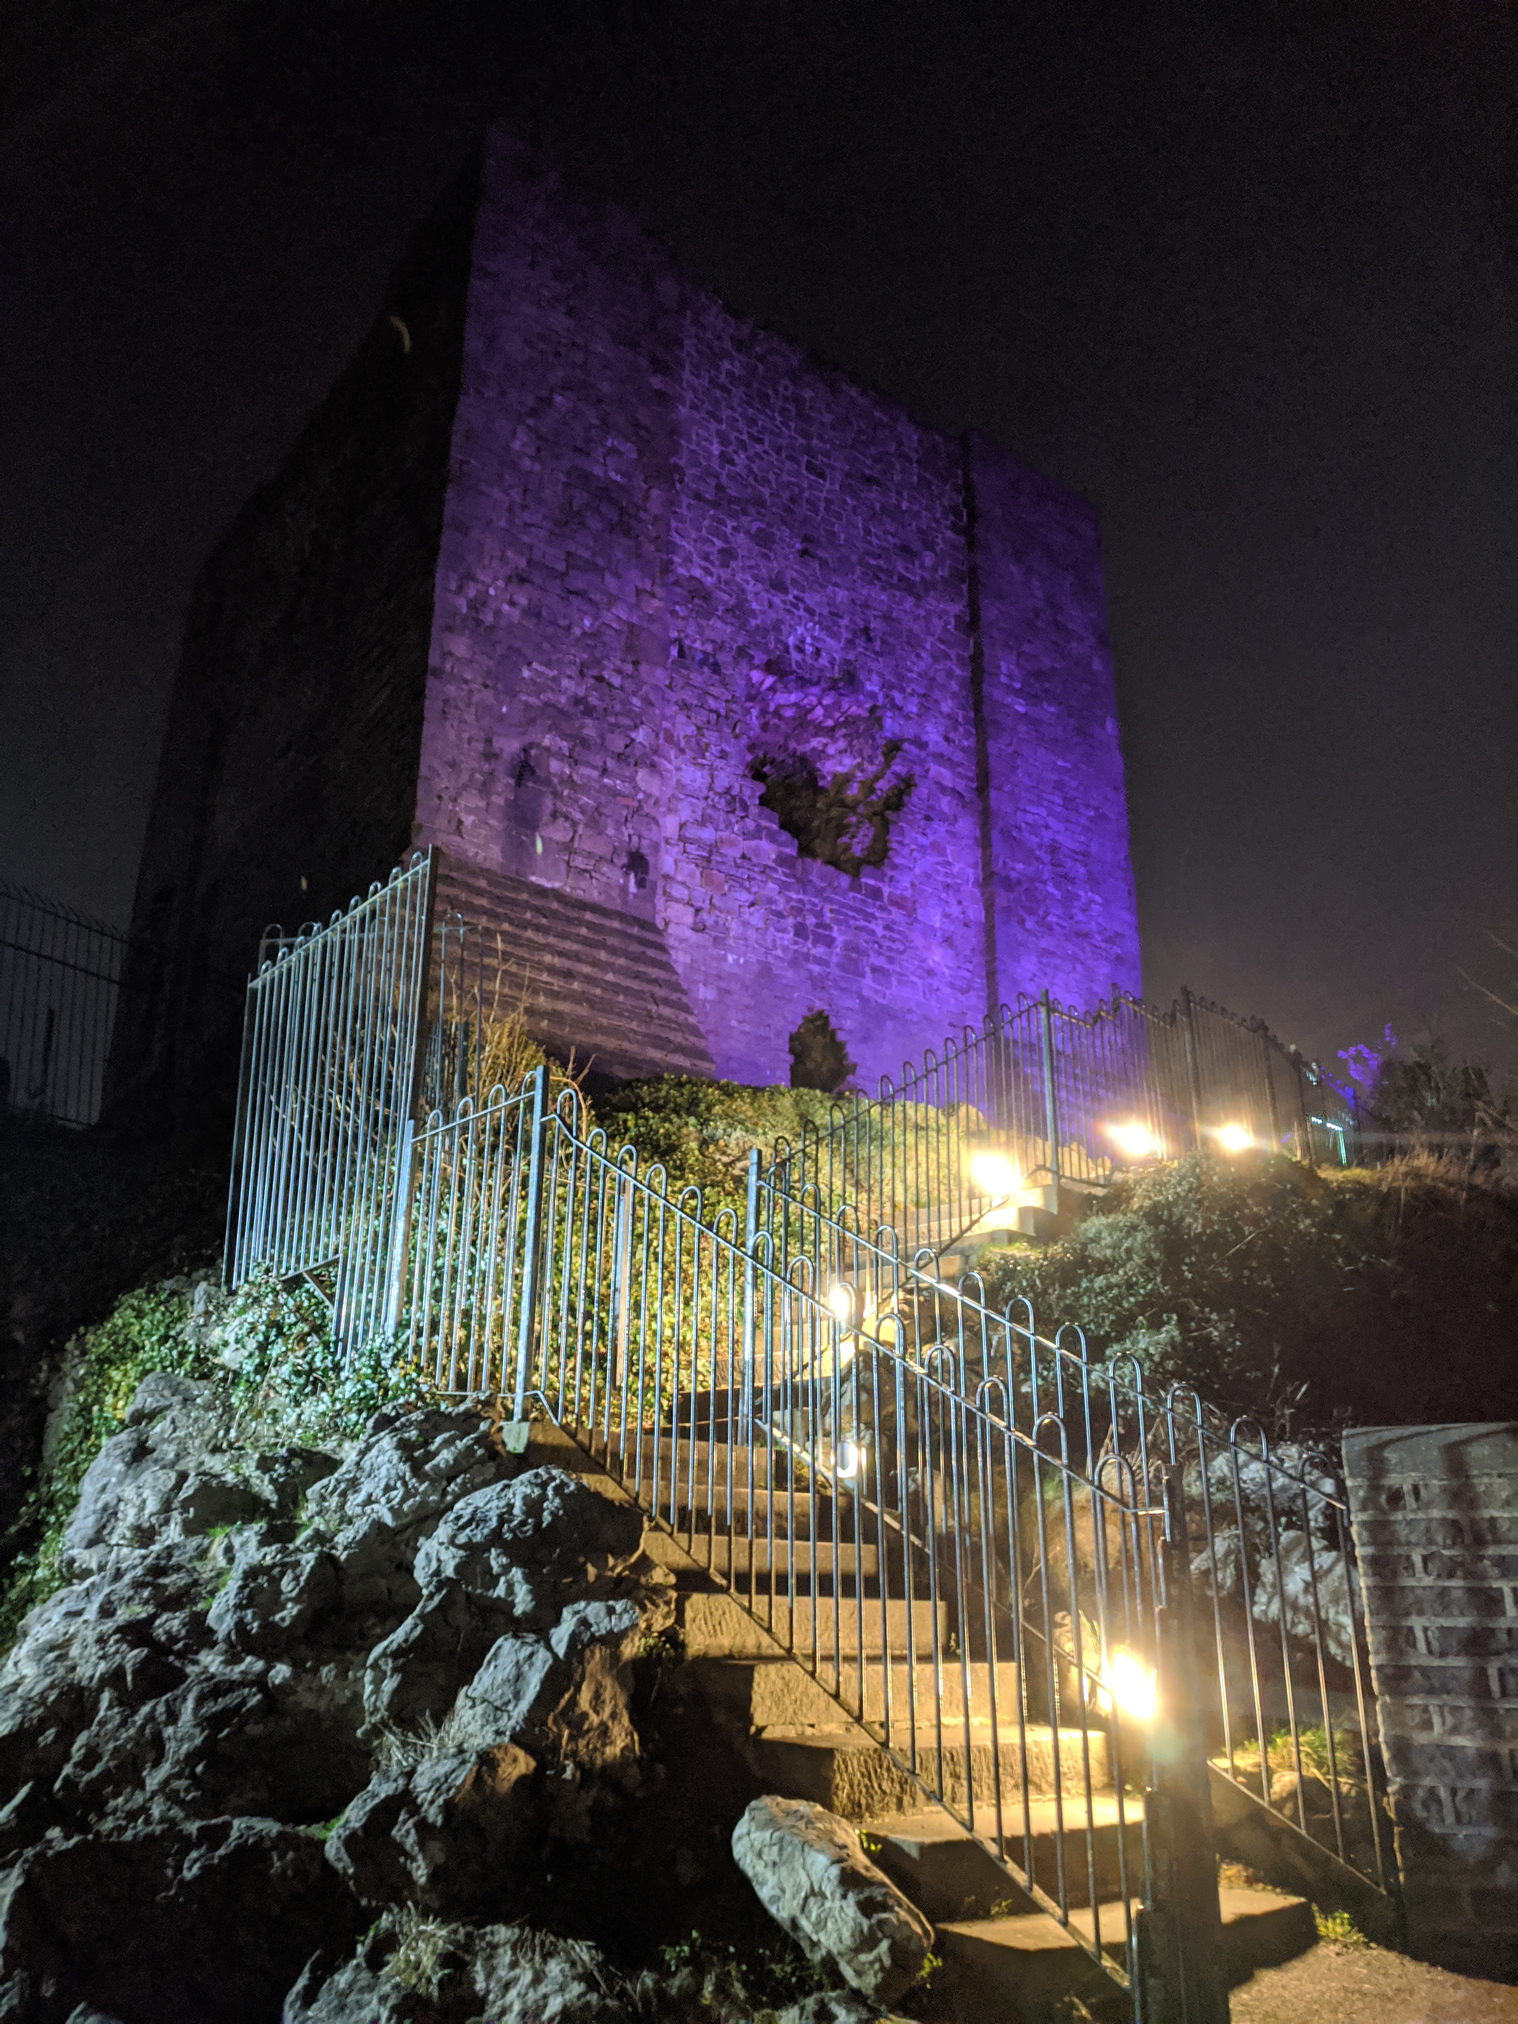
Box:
1, 1370, 921, 2024
283, 1917, 635, 2024
731, 1796, 935, 2005
0, 1381, 674, 2023
0, 1815, 360, 2024
327, 1741, 543, 1916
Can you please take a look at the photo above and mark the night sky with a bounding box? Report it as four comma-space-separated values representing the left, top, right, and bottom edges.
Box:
3, 0, 1514, 1079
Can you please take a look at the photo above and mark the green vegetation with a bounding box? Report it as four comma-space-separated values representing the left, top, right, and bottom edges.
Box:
0, 1268, 432, 1649
595, 1076, 837, 1222
1313, 1906, 1370, 1949
655, 1928, 836, 2010
749, 742, 913, 879
980, 1149, 1518, 1429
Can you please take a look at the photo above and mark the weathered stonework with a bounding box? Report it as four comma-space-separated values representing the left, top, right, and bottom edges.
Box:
413, 131, 1137, 1086
127, 127, 1139, 1103
1343, 1422, 1518, 1980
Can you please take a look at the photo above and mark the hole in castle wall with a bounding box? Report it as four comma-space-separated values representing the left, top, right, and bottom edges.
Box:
749, 741, 913, 878
625, 849, 650, 893
788, 1010, 857, 1093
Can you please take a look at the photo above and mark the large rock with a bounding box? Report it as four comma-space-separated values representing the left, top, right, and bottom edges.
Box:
0, 1540, 219, 1804
60, 1377, 273, 1574
207, 1537, 340, 1656
447, 1605, 646, 1822
731, 1796, 934, 2005
325, 1741, 541, 1915
469, 1925, 632, 2023
0, 1814, 362, 2024
413, 1470, 643, 1622
448, 1633, 570, 1754
301, 1406, 518, 1540
52, 1657, 370, 1830
327, 1517, 421, 1632
361, 1580, 513, 1731
284, 1920, 632, 2024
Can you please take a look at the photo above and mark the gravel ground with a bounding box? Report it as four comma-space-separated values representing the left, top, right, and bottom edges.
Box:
1230, 1941, 1518, 2024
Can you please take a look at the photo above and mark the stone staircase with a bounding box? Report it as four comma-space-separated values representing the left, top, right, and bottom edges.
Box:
537, 1420, 1317, 2021
434, 851, 715, 1083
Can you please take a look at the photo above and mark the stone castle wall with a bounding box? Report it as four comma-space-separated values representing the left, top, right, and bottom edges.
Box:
415, 131, 1138, 1087
116, 163, 480, 1129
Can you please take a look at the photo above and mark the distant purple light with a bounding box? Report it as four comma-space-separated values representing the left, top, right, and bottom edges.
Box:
1337, 1023, 1399, 1089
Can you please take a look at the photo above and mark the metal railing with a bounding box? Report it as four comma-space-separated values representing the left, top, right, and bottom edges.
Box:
764, 987, 1362, 1261
393, 1074, 1390, 1967
399, 1068, 1170, 1995
741, 1178, 1393, 1907
223, 850, 1391, 1995
224, 851, 576, 1349
0, 883, 140, 1127
224, 854, 438, 1348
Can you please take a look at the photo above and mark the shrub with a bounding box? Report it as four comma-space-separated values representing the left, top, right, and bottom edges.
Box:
0, 1266, 432, 1650
979, 1150, 1518, 1431
594, 1077, 836, 1223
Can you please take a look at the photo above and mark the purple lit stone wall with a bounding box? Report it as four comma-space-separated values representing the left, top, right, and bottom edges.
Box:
968, 442, 1141, 1014
416, 131, 1138, 1085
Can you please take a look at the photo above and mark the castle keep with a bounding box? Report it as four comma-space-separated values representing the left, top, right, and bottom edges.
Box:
125, 129, 1138, 1106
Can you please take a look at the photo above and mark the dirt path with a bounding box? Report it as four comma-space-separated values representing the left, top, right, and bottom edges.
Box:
1230, 1940, 1518, 2024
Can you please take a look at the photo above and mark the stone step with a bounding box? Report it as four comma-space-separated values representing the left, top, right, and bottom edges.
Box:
677, 1589, 948, 1661
621, 1439, 875, 1492
865, 1801, 1146, 1919
750, 1722, 1113, 1819
935, 1886, 1316, 2020
434, 853, 715, 1082
640, 1497, 860, 1542
656, 1532, 889, 1586
688, 1656, 1023, 1731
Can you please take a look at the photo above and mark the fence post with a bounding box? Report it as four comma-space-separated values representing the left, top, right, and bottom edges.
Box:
609, 1166, 633, 1394
377, 852, 441, 1348
1136, 1465, 1230, 2024
380, 1114, 419, 1342
1289, 1047, 1315, 1167
511, 1065, 550, 1418
1257, 1020, 1283, 1151
1037, 990, 1061, 1214
741, 1147, 759, 1437
1180, 986, 1206, 1151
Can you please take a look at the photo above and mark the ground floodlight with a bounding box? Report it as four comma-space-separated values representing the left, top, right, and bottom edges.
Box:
1102, 1648, 1157, 1724
1105, 1120, 1161, 1161
969, 1151, 1022, 1197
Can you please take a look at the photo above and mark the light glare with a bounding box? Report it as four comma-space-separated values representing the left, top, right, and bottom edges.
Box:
1104, 1649, 1157, 1724
969, 1151, 1022, 1198
1215, 1122, 1253, 1153
1106, 1120, 1160, 1161
827, 1283, 854, 1326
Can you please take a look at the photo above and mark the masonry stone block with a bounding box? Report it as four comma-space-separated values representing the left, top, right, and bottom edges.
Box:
1343, 1422, 1518, 1981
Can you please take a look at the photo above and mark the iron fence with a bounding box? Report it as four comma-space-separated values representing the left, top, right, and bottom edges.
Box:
741, 1176, 1392, 1906
396, 1069, 1168, 1995
224, 854, 438, 1349
223, 850, 1391, 1994
391, 1074, 1390, 1951
0, 883, 140, 1128
763, 987, 1362, 1263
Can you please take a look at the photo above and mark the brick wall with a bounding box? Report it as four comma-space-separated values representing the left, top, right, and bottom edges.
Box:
1343, 1422, 1518, 1980
415, 130, 1138, 1086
